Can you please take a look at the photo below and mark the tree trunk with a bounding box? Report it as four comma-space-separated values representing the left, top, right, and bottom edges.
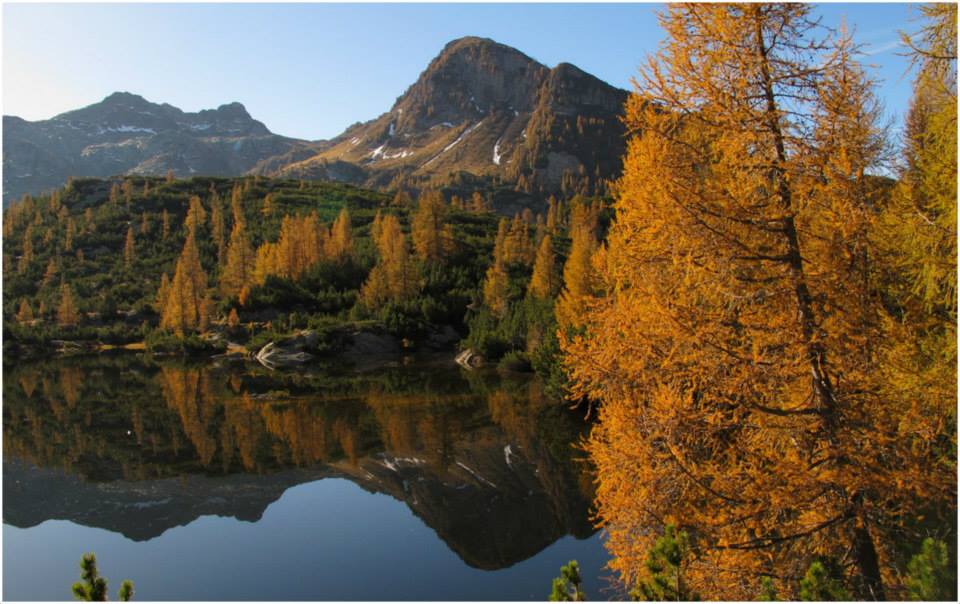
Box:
752, 9, 885, 599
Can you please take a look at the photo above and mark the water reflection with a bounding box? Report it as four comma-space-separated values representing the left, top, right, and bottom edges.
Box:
4, 355, 596, 571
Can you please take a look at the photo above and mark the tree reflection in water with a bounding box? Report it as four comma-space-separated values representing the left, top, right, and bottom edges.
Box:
3, 354, 597, 570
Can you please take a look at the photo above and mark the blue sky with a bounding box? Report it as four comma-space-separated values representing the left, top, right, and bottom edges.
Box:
3, 2, 920, 141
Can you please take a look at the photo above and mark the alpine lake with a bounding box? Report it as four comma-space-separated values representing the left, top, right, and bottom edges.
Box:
3, 352, 613, 600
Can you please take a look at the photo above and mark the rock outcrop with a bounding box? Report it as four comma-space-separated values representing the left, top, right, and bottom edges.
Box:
455, 348, 484, 369
254, 330, 318, 369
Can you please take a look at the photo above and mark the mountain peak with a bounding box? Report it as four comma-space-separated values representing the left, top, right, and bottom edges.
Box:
98, 91, 155, 110
390, 36, 547, 130
433, 36, 539, 68
440, 36, 510, 54
3, 94, 300, 203
214, 101, 251, 118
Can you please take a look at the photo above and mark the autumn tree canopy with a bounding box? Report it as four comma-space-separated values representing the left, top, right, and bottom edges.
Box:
220, 198, 255, 297
411, 190, 451, 263
160, 229, 209, 335
360, 213, 417, 307
562, 3, 955, 600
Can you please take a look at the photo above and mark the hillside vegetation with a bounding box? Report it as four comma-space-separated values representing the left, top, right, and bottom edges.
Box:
3, 173, 601, 390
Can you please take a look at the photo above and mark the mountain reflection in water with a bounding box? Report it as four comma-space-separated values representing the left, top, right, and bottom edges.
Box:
3, 355, 600, 576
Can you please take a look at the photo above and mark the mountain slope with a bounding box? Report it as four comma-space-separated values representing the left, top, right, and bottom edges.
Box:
4, 38, 629, 206
3, 92, 310, 204
263, 37, 629, 198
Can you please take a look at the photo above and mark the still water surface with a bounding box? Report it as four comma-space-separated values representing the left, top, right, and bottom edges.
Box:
3, 354, 612, 600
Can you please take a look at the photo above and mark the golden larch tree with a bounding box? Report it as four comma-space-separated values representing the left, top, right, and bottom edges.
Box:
360, 213, 417, 306
561, 4, 949, 600
185, 195, 206, 236
210, 190, 227, 266
411, 190, 449, 263
268, 213, 326, 280
528, 235, 558, 299
325, 207, 354, 262
220, 202, 255, 297
42, 257, 59, 286
161, 230, 209, 335
16, 299, 34, 323
124, 226, 136, 268
57, 282, 79, 327
253, 241, 281, 285
871, 2, 957, 564
469, 191, 489, 213
503, 213, 534, 265
156, 273, 171, 311
18, 226, 34, 274
64, 219, 75, 252
392, 190, 413, 208
482, 258, 510, 318
121, 179, 134, 205
161, 210, 170, 240
555, 207, 597, 331
482, 218, 511, 317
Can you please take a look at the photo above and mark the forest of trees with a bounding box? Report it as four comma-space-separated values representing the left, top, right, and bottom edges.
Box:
3, 170, 607, 380
560, 3, 956, 601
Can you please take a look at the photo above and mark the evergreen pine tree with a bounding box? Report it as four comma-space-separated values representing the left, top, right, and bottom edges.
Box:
69, 553, 133, 601
905, 538, 956, 601
759, 577, 779, 601
798, 560, 850, 601
549, 560, 586, 602
630, 525, 697, 601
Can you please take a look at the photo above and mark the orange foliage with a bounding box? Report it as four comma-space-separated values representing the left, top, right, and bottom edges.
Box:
562, 4, 952, 599
160, 231, 208, 335
360, 213, 418, 306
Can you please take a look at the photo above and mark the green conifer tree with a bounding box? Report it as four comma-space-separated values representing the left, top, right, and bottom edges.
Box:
71, 553, 133, 602
549, 560, 586, 602
631, 525, 697, 601
798, 560, 850, 601
906, 538, 956, 601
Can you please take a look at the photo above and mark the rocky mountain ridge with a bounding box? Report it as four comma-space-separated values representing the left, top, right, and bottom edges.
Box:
268, 37, 629, 197
2, 92, 311, 204
4, 37, 629, 205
